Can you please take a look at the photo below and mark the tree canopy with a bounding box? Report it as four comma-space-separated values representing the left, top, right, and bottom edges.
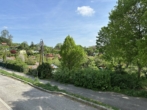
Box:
96, 0, 147, 78
60, 35, 86, 70
0, 30, 13, 45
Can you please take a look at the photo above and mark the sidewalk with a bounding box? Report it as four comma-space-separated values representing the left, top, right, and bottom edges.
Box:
0, 67, 147, 110
0, 98, 12, 110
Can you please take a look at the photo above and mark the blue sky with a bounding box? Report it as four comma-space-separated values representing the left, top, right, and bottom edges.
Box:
0, 0, 117, 47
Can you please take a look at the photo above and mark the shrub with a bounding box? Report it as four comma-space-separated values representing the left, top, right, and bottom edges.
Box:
37, 63, 52, 79
26, 58, 36, 65
10, 50, 17, 54
53, 68, 111, 90
53, 67, 71, 83
110, 72, 146, 89
72, 68, 111, 90
4, 60, 29, 73
28, 69, 38, 77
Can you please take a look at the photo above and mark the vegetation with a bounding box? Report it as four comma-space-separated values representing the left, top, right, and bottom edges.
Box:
0, 0, 146, 105
0, 60, 29, 73
37, 63, 52, 79
60, 35, 86, 70
96, 0, 147, 79
0, 69, 117, 110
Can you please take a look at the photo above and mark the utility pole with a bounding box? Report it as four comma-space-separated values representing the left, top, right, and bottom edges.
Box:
39, 39, 44, 65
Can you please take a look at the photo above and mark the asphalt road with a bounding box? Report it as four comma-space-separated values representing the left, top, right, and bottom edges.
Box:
0, 75, 98, 110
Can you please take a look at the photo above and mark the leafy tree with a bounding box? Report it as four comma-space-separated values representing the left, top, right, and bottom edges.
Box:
54, 43, 62, 50
18, 41, 29, 50
29, 41, 35, 49
60, 35, 86, 70
44, 45, 53, 54
96, 0, 147, 79
1, 29, 9, 38
0, 30, 13, 45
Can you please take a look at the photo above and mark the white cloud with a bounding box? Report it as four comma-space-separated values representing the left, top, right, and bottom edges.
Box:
3, 26, 8, 29
77, 6, 95, 16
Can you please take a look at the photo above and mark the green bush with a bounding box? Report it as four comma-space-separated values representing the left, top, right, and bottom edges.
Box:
110, 72, 146, 89
37, 63, 52, 79
28, 69, 38, 77
72, 68, 111, 90
53, 67, 71, 83
54, 68, 111, 90
25, 58, 36, 65
4, 60, 29, 73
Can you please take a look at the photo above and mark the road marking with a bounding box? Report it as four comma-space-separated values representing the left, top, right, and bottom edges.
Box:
0, 98, 13, 110
38, 106, 43, 110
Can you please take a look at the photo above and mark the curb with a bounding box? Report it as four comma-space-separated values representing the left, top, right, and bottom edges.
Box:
0, 73, 111, 110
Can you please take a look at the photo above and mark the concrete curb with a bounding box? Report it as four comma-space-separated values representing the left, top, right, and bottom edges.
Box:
0, 73, 112, 110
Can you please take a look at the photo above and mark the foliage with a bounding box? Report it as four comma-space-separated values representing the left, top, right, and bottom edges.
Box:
2, 52, 6, 62
51, 57, 60, 67
110, 72, 146, 89
0, 69, 115, 109
96, 0, 147, 79
26, 50, 34, 56
60, 35, 86, 70
84, 46, 96, 56
25, 57, 36, 65
3, 60, 29, 73
10, 49, 17, 54
54, 67, 147, 91
54, 43, 62, 50
18, 41, 29, 50
54, 68, 111, 90
37, 63, 52, 79
28, 69, 38, 77
44, 45, 54, 54
53, 67, 71, 83
0, 30, 13, 45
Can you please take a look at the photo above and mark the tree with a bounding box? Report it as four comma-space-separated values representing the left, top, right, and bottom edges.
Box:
18, 41, 29, 50
30, 41, 35, 49
0, 30, 13, 45
1, 29, 9, 38
54, 43, 62, 50
60, 35, 86, 70
96, 0, 147, 79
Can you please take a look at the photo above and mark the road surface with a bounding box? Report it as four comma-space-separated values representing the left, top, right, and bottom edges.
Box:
0, 75, 98, 110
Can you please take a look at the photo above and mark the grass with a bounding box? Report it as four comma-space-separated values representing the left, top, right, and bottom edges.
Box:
0, 69, 118, 110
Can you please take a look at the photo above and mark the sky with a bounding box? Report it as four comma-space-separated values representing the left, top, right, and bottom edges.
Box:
0, 0, 117, 47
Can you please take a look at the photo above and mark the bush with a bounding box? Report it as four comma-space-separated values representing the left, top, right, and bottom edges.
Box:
72, 68, 111, 90
53, 67, 147, 91
28, 69, 38, 77
53, 67, 71, 83
37, 63, 52, 79
54, 68, 111, 90
110, 72, 146, 89
4, 60, 29, 73
26, 58, 36, 65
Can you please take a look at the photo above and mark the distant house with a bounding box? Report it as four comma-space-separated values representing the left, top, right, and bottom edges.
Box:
1, 42, 7, 45
46, 54, 54, 59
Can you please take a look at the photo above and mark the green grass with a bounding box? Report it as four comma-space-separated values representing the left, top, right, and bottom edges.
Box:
0, 69, 117, 110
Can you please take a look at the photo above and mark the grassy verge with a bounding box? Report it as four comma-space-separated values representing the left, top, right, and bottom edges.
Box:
0, 69, 118, 110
